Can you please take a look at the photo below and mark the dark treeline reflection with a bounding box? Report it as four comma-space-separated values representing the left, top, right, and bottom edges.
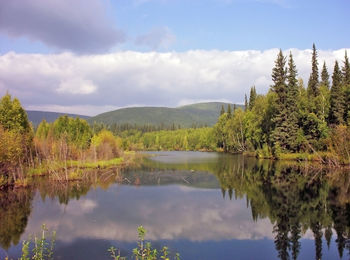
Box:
213, 156, 350, 260
0, 188, 33, 249
0, 153, 349, 260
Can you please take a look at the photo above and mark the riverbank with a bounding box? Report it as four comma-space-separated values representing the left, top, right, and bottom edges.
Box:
1, 151, 138, 189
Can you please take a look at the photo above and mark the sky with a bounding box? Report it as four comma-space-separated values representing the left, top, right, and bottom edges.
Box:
0, 0, 349, 116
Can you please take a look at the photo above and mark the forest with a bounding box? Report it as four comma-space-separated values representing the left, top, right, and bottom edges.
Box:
112, 45, 350, 165
1, 45, 350, 188
0, 94, 125, 187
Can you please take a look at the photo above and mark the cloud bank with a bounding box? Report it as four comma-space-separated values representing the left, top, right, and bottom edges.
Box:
0, 0, 125, 53
0, 48, 348, 116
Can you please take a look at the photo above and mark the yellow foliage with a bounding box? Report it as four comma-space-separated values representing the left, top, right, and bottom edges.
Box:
91, 130, 121, 160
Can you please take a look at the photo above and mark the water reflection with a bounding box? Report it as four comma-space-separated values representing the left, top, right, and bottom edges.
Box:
0, 152, 349, 260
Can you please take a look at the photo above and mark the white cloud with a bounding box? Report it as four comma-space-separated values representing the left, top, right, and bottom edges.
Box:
0, 48, 348, 116
57, 78, 97, 95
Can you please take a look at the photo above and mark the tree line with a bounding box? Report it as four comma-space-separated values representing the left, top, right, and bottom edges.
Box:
0, 94, 123, 187
214, 44, 350, 164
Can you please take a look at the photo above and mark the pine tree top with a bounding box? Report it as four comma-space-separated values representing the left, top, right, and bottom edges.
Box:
249, 86, 257, 110
332, 61, 341, 87
227, 104, 232, 116
321, 61, 330, 88
307, 43, 319, 97
272, 49, 287, 88
220, 105, 225, 115
342, 50, 350, 85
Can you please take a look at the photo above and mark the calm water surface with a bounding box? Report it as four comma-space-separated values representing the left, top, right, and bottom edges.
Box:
0, 151, 349, 260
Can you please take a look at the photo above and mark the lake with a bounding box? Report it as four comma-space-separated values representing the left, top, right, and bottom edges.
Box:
0, 151, 349, 260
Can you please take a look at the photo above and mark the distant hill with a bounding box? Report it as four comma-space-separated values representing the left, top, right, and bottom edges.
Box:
27, 111, 90, 126
89, 102, 243, 127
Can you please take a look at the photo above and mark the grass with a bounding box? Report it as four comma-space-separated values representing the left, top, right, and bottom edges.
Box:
68, 157, 124, 169
27, 157, 126, 177
17, 225, 179, 260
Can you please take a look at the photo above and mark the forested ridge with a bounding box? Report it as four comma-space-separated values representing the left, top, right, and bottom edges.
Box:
114, 45, 350, 165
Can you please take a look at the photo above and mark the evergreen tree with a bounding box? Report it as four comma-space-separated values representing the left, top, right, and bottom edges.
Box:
324, 226, 332, 249
320, 61, 330, 88
311, 222, 323, 260
270, 50, 289, 150
307, 43, 319, 97
249, 86, 257, 110
220, 105, 225, 115
329, 61, 345, 125
233, 104, 237, 112
244, 94, 248, 112
342, 50, 350, 84
227, 104, 232, 117
285, 53, 300, 151
342, 51, 350, 123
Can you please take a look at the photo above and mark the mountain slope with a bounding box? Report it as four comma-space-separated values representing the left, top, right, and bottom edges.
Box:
27, 111, 90, 126
89, 102, 242, 127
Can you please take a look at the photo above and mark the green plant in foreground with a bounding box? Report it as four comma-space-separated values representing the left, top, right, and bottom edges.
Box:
20, 224, 56, 260
109, 226, 180, 260
15, 225, 178, 260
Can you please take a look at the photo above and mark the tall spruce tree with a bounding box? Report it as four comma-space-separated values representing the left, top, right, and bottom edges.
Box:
342, 51, 350, 123
220, 105, 225, 115
227, 104, 232, 117
329, 61, 345, 125
286, 53, 300, 151
249, 86, 257, 110
307, 43, 319, 97
320, 61, 330, 89
343, 50, 350, 84
244, 94, 248, 112
270, 49, 289, 150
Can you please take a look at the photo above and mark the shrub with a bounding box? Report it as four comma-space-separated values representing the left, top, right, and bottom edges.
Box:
91, 130, 121, 160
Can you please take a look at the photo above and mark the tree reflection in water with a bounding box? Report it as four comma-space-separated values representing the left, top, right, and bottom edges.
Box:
0, 154, 349, 260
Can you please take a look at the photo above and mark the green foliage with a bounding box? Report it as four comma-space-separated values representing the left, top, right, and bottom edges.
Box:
226, 104, 232, 117
123, 127, 216, 152
0, 93, 33, 174
328, 125, 350, 164
211, 46, 350, 158
320, 61, 330, 89
307, 43, 319, 97
270, 49, 290, 150
342, 51, 350, 124
51, 116, 92, 149
248, 86, 257, 110
220, 105, 225, 115
0, 93, 31, 133
91, 129, 121, 160
285, 52, 300, 151
0, 125, 25, 169
20, 224, 56, 260
109, 226, 179, 260
329, 61, 345, 125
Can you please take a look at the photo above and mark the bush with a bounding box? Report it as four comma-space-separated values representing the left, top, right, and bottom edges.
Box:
91, 130, 121, 160
328, 125, 350, 165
